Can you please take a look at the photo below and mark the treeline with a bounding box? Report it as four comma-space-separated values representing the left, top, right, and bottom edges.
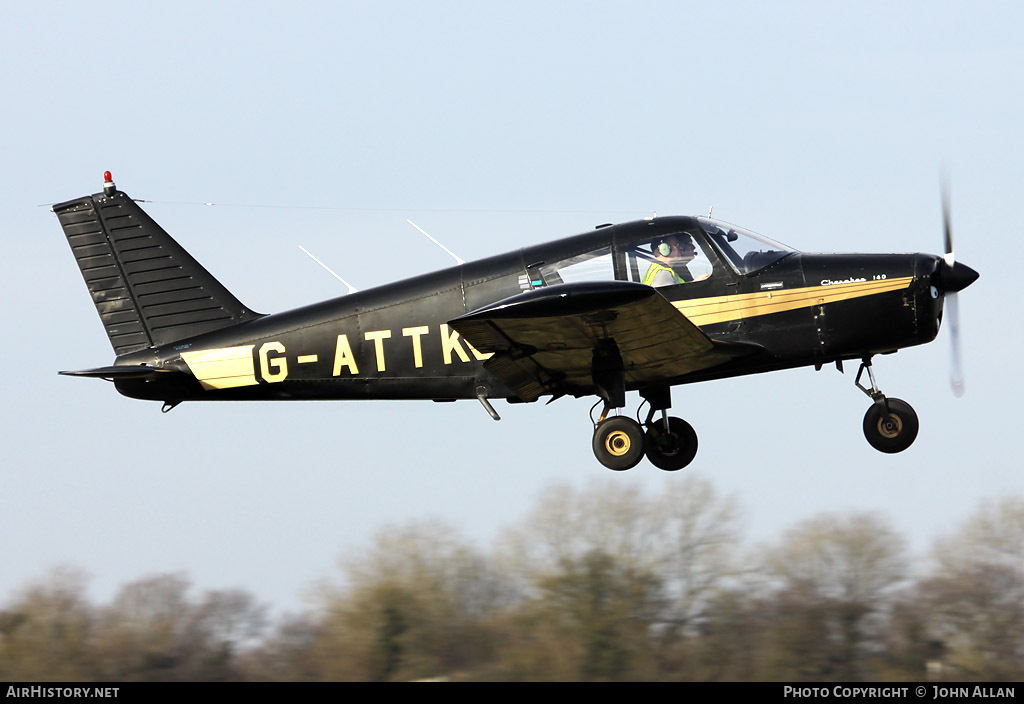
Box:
2, 479, 1021, 681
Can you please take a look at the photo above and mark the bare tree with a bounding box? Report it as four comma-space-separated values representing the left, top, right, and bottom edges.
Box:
93, 573, 265, 681
495, 477, 743, 679
311, 519, 508, 681
916, 496, 1024, 680
0, 566, 94, 681
758, 512, 908, 680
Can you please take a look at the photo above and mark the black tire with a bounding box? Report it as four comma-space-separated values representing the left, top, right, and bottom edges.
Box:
592, 417, 646, 471
863, 398, 919, 453
644, 416, 698, 471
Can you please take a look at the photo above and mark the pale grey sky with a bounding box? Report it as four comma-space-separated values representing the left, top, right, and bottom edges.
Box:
2, 1, 1021, 614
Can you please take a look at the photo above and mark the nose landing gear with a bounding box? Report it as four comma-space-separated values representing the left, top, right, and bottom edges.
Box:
855, 358, 919, 453
590, 385, 699, 471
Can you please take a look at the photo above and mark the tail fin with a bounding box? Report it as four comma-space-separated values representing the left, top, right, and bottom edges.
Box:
52, 176, 261, 356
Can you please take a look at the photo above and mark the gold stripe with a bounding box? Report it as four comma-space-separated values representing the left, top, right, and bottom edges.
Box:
181, 345, 258, 390
674, 277, 913, 326
297, 355, 318, 363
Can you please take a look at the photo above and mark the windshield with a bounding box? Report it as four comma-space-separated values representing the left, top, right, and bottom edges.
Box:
698, 218, 796, 275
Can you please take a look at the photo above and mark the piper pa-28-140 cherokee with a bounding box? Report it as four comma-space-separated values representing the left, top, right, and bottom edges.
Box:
53, 173, 978, 471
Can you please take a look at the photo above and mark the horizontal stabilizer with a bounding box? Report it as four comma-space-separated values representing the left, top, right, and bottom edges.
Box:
58, 365, 179, 381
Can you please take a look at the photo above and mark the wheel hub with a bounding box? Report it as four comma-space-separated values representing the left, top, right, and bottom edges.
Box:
877, 414, 903, 438
653, 432, 680, 455
605, 430, 631, 456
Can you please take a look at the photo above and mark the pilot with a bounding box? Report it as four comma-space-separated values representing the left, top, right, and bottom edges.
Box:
642, 234, 707, 287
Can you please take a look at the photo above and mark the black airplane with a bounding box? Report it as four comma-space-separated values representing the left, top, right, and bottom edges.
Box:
53, 173, 979, 471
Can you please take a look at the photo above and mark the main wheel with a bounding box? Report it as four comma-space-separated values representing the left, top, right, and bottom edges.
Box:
644, 416, 698, 471
863, 398, 919, 453
593, 417, 646, 471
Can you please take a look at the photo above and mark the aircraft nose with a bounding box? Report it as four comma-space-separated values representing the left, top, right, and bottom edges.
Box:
933, 259, 979, 293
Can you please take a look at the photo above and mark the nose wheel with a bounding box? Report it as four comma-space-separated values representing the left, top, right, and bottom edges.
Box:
854, 358, 919, 453
863, 398, 919, 453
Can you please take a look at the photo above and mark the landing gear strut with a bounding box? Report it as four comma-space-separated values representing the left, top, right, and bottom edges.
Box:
590, 385, 699, 471
855, 357, 919, 453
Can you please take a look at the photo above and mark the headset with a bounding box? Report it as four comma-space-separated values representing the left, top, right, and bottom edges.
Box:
653, 237, 688, 257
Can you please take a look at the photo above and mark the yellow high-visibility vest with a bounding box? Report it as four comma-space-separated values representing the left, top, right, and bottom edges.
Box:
642, 262, 685, 286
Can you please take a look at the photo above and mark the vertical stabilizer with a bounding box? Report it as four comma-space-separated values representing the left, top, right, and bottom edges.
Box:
52, 175, 260, 356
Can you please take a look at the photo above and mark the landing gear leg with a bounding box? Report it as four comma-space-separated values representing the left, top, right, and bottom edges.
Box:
591, 369, 646, 471
592, 410, 646, 471
589, 381, 700, 471
855, 357, 919, 453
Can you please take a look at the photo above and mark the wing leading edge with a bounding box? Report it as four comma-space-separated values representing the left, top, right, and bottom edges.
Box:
449, 281, 758, 402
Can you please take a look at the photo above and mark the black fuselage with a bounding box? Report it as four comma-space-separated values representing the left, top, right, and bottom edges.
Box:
111, 217, 945, 405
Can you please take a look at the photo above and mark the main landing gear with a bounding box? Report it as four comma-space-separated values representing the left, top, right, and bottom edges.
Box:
854, 357, 919, 454
591, 386, 698, 471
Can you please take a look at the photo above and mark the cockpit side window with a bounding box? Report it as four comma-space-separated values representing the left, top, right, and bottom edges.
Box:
538, 246, 615, 285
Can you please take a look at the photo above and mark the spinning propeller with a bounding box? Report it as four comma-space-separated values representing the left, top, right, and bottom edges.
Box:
933, 180, 979, 397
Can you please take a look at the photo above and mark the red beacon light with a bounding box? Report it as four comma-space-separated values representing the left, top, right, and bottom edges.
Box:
102, 170, 115, 197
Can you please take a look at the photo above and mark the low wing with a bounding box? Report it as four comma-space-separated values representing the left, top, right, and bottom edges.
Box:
449, 281, 757, 402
